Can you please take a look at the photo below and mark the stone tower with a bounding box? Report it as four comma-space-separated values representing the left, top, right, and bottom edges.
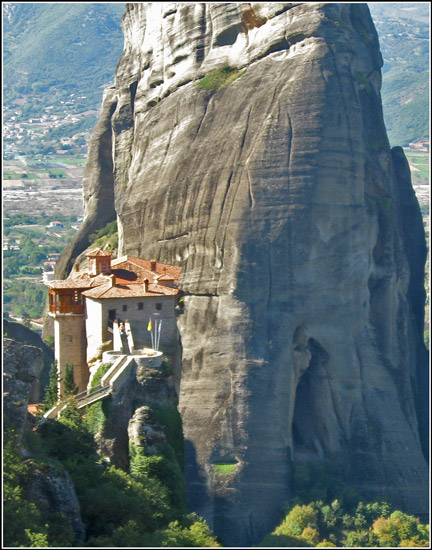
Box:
48, 284, 88, 395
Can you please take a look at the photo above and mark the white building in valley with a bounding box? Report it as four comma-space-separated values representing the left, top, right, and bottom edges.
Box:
46, 249, 182, 395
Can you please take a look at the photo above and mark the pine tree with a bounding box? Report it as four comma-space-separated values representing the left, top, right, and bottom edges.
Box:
64, 363, 78, 396
43, 361, 59, 410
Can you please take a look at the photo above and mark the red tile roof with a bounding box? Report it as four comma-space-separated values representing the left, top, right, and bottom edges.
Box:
111, 256, 181, 284
48, 273, 108, 289
82, 281, 178, 299
48, 278, 93, 289
47, 251, 181, 299
87, 249, 112, 257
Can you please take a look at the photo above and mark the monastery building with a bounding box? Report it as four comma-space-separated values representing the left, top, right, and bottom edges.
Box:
46, 249, 181, 395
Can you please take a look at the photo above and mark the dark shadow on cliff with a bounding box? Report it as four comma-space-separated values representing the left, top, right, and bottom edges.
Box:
184, 439, 214, 529
391, 146, 429, 462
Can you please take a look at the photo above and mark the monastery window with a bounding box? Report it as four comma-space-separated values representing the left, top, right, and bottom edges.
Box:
156, 303, 162, 311
137, 302, 143, 310
73, 291, 82, 304
108, 309, 117, 328
122, 305, 128, 312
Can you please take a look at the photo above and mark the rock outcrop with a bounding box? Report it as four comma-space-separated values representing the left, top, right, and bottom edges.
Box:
55, 3, 429, 545
3, 337, 86, 543
25, 461, 86, 543
128, 406, 168, 454
93, 361, 179, 469
54, 86, 118, 281
3, 338, 45, 432
4, 319, 54, 399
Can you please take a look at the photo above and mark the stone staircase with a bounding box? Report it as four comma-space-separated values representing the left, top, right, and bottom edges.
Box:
42, 354, 136, 421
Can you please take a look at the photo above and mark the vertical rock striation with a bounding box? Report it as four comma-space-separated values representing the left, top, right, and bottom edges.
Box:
59, 3, 428, 545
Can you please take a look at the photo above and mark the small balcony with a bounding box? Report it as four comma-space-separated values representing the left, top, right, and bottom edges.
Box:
49, 291, 85, 315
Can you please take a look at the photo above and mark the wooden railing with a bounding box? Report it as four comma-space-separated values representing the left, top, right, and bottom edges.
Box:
49, 303, 85, 314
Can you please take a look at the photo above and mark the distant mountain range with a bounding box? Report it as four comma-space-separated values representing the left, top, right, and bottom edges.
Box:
2, 2, 429, 147
3, 2, 125, 110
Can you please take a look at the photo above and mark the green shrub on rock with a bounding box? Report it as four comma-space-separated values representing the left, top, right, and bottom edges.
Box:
130, 445, 187, 515
196, 66, 246, 91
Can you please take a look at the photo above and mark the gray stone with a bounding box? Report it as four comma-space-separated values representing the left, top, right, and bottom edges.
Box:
3, 338, 44, 432
93, 361, 178, 468
52, 3, 429, 545
128, 405, 167, 454
4, 319, 54, 399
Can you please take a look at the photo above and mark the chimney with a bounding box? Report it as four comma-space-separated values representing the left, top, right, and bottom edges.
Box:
150, 259, 157, 271
75, 262, 80, 272
88, 249, 112, 275
143, 278, 149, 292
108, 274, 115, 287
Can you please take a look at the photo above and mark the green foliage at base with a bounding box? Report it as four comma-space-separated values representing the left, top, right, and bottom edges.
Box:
258, 461, 430, 547
152, 404, 185, 469
89, 514, 222, 547
129, 445, 187, 516
158, 516, 222, 547
64, 363, 78, 396
258, 499, 429, 548
39, 400, 97, 462
5, 396, 220, 547
90, 363, 111, 388
3, 428, 75, 547
84, 364, 113, 434
196, 66, 246, 92
85, 397, 112, 435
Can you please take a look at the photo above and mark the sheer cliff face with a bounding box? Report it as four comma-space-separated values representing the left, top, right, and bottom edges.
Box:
71, 3, 428, 545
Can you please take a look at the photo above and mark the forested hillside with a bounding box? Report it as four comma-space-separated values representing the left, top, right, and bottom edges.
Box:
369, 2, 429, 145
3, 2, 125, 150
3, 2, 125, 109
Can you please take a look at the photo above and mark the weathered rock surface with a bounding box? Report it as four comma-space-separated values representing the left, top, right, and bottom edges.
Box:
25, 460, 86, 542
94, 362, 178, 468
54, 86, 118, 281
3, 338, 44, 432
128, 405, 167, 454
55, 3, 428, 545
4, 319, 54, 399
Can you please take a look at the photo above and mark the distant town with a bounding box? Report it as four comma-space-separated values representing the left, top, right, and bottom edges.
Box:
3, 92, 99, 158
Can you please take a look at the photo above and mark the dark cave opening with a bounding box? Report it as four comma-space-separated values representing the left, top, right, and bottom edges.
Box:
292, 338, 329, 460
292, 421, 303, 446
